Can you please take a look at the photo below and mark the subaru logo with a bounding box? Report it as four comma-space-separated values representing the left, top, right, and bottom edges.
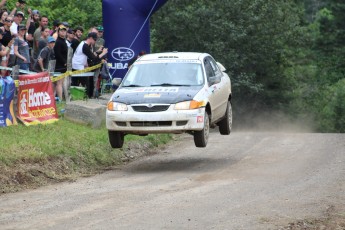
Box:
147, 104, 153, 108
111, 47, 135, 61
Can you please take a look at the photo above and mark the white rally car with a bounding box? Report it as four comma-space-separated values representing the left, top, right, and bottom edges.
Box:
106, 52, 232, 148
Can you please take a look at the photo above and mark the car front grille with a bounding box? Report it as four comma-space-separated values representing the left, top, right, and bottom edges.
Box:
130, 121, 172, 127
131, 105, 170, 112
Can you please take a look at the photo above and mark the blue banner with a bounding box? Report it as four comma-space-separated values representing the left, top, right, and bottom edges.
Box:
0, 76, 17, 127
102, 0, 168, 79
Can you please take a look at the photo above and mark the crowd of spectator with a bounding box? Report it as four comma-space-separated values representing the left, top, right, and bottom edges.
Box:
0, 0, 108, 100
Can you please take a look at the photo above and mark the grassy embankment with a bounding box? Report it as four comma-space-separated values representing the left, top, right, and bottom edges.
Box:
0, 103, 172, 193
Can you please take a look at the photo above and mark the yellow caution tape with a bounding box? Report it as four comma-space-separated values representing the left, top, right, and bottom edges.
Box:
13, 63, 102, 87
51, 63, 102, 82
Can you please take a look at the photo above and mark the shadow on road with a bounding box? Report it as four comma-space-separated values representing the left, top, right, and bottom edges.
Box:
124, 156, 237, 174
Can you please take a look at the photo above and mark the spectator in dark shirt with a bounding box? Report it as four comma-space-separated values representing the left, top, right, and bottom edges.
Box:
71, 26, 83, 53
51, 19, 60, 39
0, 15, 13, 75
53, 24, 67, 100
27, 9, 40, 56
34, 36, 55, 72
65, 28, 74, 47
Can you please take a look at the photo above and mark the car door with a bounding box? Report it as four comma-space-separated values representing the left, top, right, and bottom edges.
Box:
204, 56, 228, 122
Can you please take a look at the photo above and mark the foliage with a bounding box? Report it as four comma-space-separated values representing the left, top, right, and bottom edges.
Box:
152, 0, 307, 120
151, 0, 345, 132
313, 79, 345, 132
5, 0, 102, 30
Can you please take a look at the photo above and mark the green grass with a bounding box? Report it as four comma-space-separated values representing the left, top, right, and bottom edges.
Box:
0, 110, 172, 168
0, 103, 173, 193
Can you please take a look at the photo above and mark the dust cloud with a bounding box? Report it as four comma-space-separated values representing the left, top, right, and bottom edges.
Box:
233, 110, 315, 133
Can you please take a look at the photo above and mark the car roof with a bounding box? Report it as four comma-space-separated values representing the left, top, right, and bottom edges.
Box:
137, 52, 209, 62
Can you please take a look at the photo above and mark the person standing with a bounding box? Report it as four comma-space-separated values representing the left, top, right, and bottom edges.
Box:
0, 15, 13, 75
0, 10, 8, 27
53, 24, 67, 100
37, 26, 50, 55
95, 25, 105, 52
71, 26, 83, 53
27, 9, 40, 56
65, 28, 74, 47
0, 28, 12, 71
8, 11, 24, 67
14, 24, 30, 70
72, 32, 108, 97
32, 15, 48, 60
10, 11, 24, 35
34, 36, 55, 72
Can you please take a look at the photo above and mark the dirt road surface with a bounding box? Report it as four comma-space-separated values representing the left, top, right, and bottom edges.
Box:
1, 131, 345, 229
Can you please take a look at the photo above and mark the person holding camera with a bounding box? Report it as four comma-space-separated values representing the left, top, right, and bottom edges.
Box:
72, 32, 107, 98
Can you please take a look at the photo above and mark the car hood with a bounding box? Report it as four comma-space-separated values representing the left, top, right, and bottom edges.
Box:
111, 86, 203, 104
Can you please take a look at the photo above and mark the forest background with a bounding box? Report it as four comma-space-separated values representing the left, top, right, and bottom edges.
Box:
7, 0, 344, 132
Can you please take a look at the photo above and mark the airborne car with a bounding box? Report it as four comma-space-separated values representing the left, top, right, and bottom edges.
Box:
106, 52, 232, 148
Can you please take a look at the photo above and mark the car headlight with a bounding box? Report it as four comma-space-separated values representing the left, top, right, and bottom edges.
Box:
174, 100, 205, 110
107, 102, 128, 111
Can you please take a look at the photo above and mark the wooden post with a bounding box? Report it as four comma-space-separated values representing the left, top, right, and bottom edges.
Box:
47, 60, 56, 76
64, 47, 73, 102
11, 65, 20, 115
93, 68, 100, 98
11, 65, 20, 80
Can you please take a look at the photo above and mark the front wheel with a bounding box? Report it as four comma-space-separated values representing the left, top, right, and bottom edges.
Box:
218, 101, 232, 135
194, 112, 210, 148
108, 131, 124, 148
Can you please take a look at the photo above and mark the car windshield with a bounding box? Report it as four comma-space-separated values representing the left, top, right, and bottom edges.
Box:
122, 62, 204, 87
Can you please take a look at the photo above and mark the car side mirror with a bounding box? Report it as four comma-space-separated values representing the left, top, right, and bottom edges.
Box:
208, 76, 221, 86
112, 78, 122, 86
216, 62, 226, 72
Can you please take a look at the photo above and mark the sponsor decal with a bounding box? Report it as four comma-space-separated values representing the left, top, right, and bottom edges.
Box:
144, 93, 161, 98
197, 116, 204, 123
123, 87, 179, 93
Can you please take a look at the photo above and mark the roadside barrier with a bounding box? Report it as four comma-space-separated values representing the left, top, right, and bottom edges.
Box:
0, 63, 102, 87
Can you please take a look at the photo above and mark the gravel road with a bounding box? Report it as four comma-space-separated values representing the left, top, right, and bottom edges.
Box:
1, 132, 344, 229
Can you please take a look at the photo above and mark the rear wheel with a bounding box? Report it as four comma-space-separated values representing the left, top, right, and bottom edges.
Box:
194, 112, 210, 147
218, 101, 232, 135
108, 131, 124, 148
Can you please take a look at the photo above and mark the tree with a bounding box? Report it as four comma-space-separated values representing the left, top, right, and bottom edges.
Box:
6, 0, 102, 31
152, 0, 306, 119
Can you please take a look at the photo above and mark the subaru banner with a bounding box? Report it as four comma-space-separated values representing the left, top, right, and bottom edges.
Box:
102, 0, 168, 79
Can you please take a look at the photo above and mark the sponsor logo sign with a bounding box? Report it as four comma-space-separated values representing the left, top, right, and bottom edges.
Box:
17, 72, 58, 126
110, 47, 135, 70
0, 76, 17, 127
111, 47, 135, 61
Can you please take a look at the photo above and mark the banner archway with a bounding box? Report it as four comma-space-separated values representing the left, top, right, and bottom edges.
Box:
102, 0, 168, 79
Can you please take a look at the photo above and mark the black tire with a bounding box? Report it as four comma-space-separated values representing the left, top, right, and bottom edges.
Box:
108, 131, 124, 148
218, 101, 232, 135
194, 112, 210, 147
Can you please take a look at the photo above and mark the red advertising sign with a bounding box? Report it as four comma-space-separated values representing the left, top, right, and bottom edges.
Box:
17, 72, 59, 126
